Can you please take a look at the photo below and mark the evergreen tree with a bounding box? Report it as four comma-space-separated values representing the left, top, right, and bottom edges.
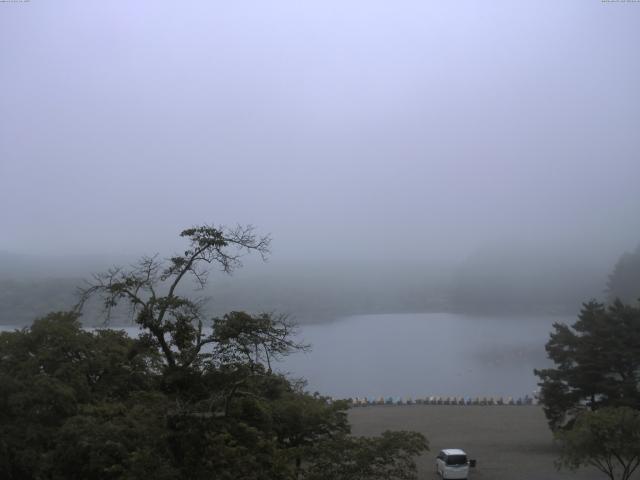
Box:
535, 300, 640, 430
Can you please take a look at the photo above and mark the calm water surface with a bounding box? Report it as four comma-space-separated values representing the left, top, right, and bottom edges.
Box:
279, 312, 570, 399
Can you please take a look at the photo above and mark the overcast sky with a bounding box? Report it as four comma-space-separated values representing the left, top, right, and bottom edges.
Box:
1, 1, 639, 264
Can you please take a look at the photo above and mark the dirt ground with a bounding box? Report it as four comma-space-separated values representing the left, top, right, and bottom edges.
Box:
348, 405, 627, 480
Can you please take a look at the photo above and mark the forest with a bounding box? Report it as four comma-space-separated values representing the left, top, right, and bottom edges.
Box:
2, 243, 634, 326
0, 226, 428, 480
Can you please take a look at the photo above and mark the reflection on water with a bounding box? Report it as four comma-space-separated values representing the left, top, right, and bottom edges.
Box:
278, 313, 571, 398
0, 312, 571, 399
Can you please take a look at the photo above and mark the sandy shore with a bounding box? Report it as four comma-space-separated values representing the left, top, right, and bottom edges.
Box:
348, 405, 619, 480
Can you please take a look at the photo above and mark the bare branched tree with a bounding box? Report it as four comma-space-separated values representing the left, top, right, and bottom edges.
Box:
76, 224, 273, 368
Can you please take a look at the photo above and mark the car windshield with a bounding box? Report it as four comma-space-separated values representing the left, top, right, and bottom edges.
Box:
446, 455, 467, 466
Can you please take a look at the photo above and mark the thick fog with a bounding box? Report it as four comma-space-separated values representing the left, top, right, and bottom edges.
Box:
1, 1, 639, 267
3, 7, 640, 480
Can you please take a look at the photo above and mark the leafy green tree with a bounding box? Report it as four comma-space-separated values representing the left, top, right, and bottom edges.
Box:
49, 395, 178, 480
303, 430, 428, 480
1, 224, 429, 479
556, 407, 640, 480
0, 312, 162, 480
270, 389, 350, 478
0, 312, 317, 480
535, 300, 640, 430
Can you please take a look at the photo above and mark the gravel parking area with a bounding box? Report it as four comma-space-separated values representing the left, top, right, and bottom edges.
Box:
348, 405, 620, 480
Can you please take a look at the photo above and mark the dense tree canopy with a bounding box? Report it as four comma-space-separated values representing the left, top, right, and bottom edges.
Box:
303, 430, 428, 480
535, 300, 640, 430
0, 224, 428, 479
556, 407, 640, 480
0, 312, 169, 479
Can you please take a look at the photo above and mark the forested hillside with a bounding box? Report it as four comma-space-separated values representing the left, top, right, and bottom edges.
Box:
0, 248, 615, 326
607, 244, 640, 304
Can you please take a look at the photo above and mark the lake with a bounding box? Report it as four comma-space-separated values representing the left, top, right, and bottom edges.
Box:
1, 312, 571, 399
278, 312, 570, 399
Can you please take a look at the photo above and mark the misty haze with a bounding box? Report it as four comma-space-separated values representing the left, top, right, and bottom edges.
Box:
1, 1, 639, 480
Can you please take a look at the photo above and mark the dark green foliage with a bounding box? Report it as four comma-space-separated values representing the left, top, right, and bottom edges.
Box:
0, 312, 164, 480
0, 311, 427, 479
50, 396, 178, 480
556, 407, 640, 480
607, 244, 640, 304
535, 300, 640, 430
1, 225, 428, 479
303, 430, 428, 480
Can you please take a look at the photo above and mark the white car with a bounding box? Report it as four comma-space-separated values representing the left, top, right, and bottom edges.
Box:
435, 448, 475, 479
